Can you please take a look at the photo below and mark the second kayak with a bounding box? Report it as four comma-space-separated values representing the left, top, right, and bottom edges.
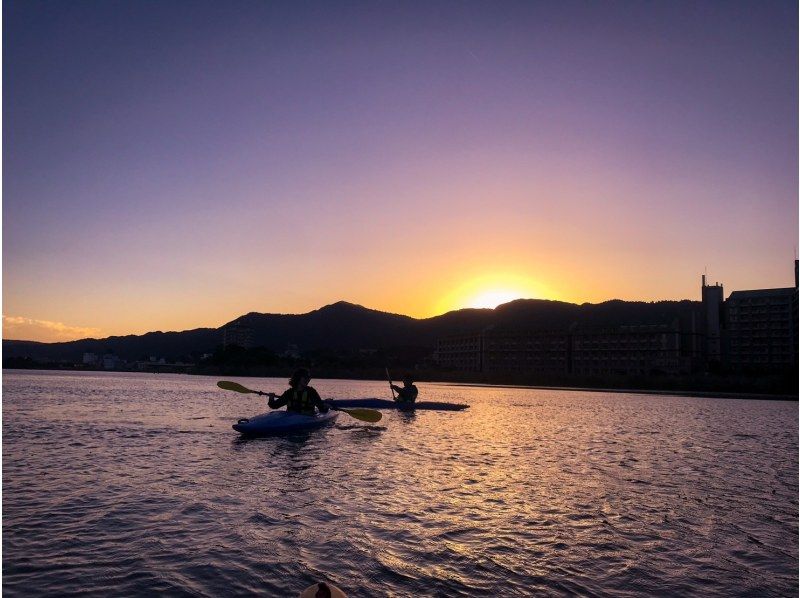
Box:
232, 410, 338, 436
330, 398, 468, 411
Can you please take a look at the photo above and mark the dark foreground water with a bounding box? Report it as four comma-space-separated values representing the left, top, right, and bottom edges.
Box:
3, 370, 798, 597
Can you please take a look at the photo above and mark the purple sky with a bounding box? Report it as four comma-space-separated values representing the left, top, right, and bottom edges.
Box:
4, 1, 798, 341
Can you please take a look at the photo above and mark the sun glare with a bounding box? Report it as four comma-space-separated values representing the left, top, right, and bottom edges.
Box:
467, 289, 524, 309
433, 271, 556, 315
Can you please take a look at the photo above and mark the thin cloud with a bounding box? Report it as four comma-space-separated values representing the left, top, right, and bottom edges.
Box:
3, 315, 102, 342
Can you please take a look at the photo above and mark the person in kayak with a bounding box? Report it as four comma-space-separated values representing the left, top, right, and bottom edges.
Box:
267, 368, 329, 416
313, 583, 332, 598
299, 581, 347, 598
390, 375, 419, 405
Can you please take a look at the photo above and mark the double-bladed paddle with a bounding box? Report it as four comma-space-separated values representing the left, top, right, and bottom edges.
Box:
217, 380, 382, 423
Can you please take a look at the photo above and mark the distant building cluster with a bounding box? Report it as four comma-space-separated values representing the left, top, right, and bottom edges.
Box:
81, 352, 192, 372
223, 322, 254, 349
436, 262, 799, 377
82, 352, 125, 370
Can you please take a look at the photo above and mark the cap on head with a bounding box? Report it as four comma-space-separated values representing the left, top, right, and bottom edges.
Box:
289, 367, 311, 388
299, 581, 346, 598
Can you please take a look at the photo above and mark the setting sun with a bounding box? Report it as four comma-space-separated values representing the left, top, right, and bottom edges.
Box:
433, 271, 556, 314
466, 289, 525, 309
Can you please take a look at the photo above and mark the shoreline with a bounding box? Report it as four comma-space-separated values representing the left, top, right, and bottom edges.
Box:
5, 367, 797, 401
425, 380, 799, 402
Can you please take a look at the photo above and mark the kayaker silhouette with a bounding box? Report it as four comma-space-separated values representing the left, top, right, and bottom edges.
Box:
267, 368, 329, 415
390, 375, 419, 406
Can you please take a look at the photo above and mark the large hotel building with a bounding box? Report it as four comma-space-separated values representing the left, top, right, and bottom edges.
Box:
436, 262, 798, 376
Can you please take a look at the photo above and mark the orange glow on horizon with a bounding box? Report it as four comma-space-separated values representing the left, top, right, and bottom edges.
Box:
434, 272, 558, 314
466, 289, 527, 309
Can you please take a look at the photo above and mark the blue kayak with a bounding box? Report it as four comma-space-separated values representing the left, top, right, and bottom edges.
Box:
330, 398, 468, 411
232, 410, 339, 436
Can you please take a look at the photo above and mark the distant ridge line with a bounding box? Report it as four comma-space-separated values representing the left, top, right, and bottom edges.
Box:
3, 297, 701, 363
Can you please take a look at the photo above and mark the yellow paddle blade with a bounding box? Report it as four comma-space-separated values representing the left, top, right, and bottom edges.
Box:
217, 380, 258, 394
339, 408, 382, 423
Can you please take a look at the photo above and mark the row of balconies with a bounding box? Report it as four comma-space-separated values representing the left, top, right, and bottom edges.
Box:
731, 338, 793, 345
729, 298, 794, 305
731, 348, 793, 354
729, 357, 795, 364
437, 344, 481, 351
484, 343, 566, 349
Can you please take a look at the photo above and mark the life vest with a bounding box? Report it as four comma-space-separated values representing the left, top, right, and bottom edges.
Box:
287, 389, 314, 415
396, 386, 418, 403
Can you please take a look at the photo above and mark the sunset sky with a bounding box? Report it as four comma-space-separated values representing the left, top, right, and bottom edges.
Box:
4, 1, 798, 342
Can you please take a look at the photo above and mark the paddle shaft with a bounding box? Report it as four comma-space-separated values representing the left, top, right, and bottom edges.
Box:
217, 380, 380, 423
385, 367, 396, 400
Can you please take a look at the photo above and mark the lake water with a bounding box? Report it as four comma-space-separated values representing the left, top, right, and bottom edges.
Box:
3, 370, 798, 597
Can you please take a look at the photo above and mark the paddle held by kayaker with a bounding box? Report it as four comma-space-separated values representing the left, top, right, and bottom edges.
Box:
267, 368, 329, 415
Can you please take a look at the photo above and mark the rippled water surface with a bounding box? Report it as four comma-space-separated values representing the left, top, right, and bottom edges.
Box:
3, 371, 798, 596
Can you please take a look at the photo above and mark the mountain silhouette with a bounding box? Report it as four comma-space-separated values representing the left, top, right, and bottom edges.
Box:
3, 298, 699, 362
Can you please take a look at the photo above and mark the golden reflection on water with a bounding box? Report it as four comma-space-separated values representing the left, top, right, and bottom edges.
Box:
3, 371, 798, 597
